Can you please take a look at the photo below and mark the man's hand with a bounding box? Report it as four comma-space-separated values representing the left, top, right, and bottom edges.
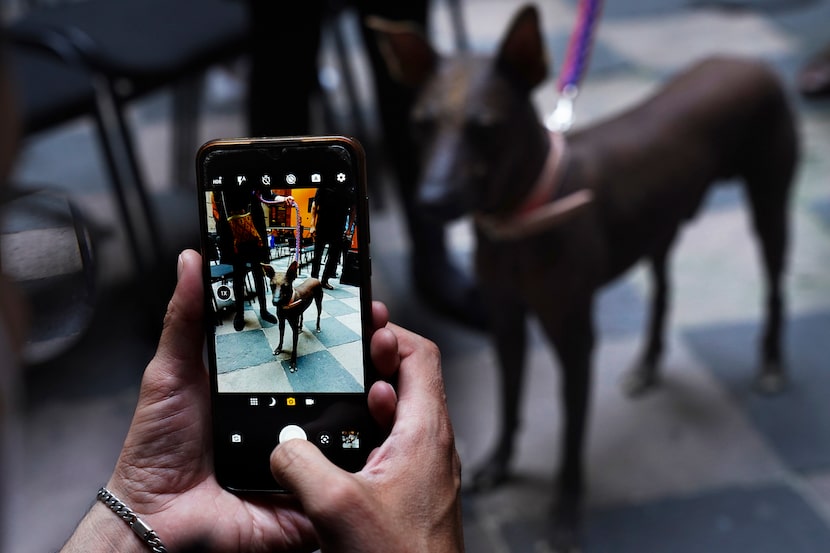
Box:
63, 250, 320, 552
270, 316, 464, 553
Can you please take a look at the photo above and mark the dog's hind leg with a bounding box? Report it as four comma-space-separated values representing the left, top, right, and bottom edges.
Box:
314, 289, 323, 333
746, 173, 793, 394
622, 238, 675, 397
744, 97, 797, 394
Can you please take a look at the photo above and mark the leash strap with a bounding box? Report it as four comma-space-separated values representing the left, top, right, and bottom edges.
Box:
294, 202, 302, 264
546, 0, 603, 132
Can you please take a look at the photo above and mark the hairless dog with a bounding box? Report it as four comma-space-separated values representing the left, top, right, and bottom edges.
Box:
373, 4, 798, 549
264, 261, 323, 373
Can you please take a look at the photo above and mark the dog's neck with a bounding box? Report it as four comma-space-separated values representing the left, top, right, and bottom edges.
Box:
516, 130, 569, 215
475, 130, 593, 241
278, 286, 298, 306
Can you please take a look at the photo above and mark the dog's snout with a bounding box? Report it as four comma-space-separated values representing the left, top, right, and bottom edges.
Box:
418, 180, 468, 221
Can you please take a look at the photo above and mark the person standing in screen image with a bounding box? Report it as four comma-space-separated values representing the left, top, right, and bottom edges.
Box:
211, 182, 293, 331
310, 180, 355, 290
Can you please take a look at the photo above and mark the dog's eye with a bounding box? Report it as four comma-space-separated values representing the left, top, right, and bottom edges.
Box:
411, 109, 437, 136
473, 111, 498, 128
466, 111, 501, 139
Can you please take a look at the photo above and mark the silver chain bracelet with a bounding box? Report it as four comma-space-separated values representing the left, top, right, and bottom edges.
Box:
96, 487, 168, 553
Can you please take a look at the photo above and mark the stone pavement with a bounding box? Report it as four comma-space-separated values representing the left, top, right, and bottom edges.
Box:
5, 0, 830, 551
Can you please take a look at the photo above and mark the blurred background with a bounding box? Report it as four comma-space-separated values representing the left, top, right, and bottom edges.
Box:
1, 0, 829, 551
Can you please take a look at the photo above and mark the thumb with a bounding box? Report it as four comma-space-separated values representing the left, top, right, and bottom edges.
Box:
152, 249, 205, 372
270, 439, 357, 516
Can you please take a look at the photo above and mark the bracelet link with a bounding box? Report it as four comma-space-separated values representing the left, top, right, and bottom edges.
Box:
96, 487, 168, 553
131, 516, 153, 540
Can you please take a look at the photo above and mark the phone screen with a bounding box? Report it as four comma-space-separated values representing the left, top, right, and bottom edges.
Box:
196, 137, 377, 492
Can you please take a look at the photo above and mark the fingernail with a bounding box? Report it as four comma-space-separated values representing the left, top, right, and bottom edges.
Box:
177, 252, 185, 281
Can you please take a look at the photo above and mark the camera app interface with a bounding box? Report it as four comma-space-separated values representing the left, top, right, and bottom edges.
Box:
202, 145, 368, 397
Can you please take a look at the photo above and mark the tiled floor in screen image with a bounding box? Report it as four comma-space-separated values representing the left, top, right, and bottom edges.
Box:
214, 269, 365, 394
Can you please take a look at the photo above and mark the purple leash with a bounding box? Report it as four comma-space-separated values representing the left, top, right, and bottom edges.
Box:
294, 202, 302, 265
546, 0, 603, 132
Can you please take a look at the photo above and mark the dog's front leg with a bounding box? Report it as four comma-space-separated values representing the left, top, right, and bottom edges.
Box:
471, 298, 528, 492
545, 302, 595, 551
274, 314, 286, 355
289, 317, 301, 372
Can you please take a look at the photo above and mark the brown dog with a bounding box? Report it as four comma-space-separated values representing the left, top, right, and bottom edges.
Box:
373, 4, 798, 548
263, 260, 323, 373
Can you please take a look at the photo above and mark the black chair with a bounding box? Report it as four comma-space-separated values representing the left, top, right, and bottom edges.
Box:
6, 27, 150, 271
8, 33, 97, 136
7, 0, 250, 275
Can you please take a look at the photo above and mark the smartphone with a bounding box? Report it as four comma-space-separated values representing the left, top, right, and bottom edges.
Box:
196, 136, 377, 492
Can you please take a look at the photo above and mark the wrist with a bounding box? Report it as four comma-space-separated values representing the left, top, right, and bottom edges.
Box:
61, 501, 147, 553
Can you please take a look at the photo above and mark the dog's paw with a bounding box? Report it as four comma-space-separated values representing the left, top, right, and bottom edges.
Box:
546, 521, 582, 553
469, 459, 510, 492
755, 360, 787, 395
620, 364, 659, 398
546, 491, 583, 553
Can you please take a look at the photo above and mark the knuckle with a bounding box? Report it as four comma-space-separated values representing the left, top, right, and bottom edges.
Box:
309, 477, 364, 521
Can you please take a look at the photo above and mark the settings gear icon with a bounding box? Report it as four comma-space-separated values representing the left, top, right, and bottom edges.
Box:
336, 172, 346, 183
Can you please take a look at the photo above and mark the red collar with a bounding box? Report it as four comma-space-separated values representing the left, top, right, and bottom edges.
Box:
517, 130, 569, 215
475, 130, 593, 241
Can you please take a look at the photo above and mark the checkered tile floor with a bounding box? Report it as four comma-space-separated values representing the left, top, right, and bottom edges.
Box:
214, 262, 365, 394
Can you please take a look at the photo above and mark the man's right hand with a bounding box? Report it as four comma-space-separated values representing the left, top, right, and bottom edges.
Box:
270, 306, 464, 553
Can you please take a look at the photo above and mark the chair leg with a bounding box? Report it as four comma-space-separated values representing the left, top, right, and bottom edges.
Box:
108, 81, 163, 266
90, 80, 149, 276
173, 75, 202, 189
325, 9, 369, 139
446, 0, 469, 52
90, 73, 164, 275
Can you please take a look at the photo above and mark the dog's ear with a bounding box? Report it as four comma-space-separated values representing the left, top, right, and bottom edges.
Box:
366, 16, 437, 88
261, 263, 275, 279
286, 260, 299, 281
496, 5, 549, 91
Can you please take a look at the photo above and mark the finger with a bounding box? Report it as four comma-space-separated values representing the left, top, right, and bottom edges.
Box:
270, 439, 357, 518
367, 380, 397, 431
152, 250, 205, 372
371, 301, 389, 332
384, 325, 447, 421
370, 326, 399, 380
